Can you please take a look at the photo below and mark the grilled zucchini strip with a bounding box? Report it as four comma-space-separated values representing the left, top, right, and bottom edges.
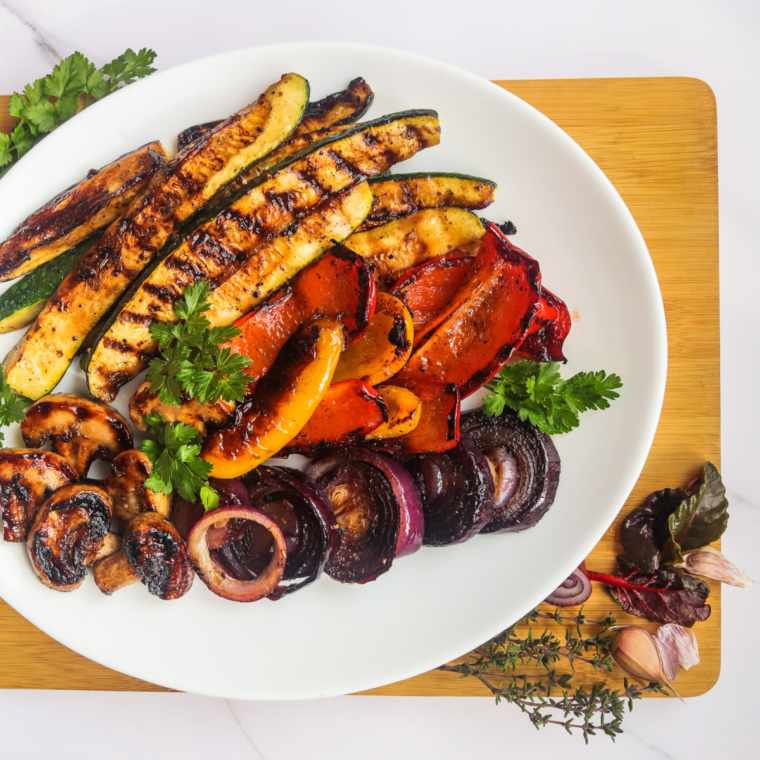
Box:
177, 76, 373, 152
0, 234, 100, 334
85, 110, 441, 401
0, 142, 170, 282
3, 73, 310, 400
359, 172, 496, 231
204, 182, 373, 326
345, 207, 485, 287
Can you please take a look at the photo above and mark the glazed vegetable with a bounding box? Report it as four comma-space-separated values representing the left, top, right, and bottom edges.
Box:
21, 394, 133, 477
0, 234, 100, 334
94, 512, 194, 599
85, 109, 438, 401
203, 183, 373, 327
517, 288, 571, 363
359, 173, 497, 231
187, 506, 287, 602
307, 449, 424, 582
365, 385, 421, 441
6, 72, 310, 400
390, 254, 474, 339
377, 379, 460, 454
482, 360, 623, 435
26, 484, 114, 592
283, 379, 388, 456
202, 319, 345, 479
332, 292, 413, 386
0, 142, 170, 281
395, 223, 541, 397
231, 466, 340, 599
0, 448, 78, 542
404, 431, 494, 546
460, 409, 560, 533
345, 207, 484, 286
225, 246, 375, 387
202, 77, 375, 209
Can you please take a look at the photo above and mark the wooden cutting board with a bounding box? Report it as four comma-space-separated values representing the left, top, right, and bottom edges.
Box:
0, 77, 719, 697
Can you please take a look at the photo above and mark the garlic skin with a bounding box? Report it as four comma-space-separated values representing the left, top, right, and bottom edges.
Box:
653, 624, 699, 682
609, 626, 671, 686
676, 547, 757, 590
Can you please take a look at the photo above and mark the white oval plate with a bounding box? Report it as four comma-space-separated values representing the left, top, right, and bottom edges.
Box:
0, 42, 666, 700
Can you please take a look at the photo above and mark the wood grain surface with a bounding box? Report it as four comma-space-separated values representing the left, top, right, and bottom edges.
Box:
0, 77, 720, 697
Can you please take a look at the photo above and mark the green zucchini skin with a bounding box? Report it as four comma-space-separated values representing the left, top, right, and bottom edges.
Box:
360, 172, 497, 230
85, 110, 441, 402
0, 235, 100, 334
4, 73, 311, 401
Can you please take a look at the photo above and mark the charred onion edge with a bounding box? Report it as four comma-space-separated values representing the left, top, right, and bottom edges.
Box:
187, 506, 287, 603
307, 449, 424, 558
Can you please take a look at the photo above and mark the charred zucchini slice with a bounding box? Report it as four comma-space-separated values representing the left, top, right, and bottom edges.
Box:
84, 110, 440, 401
360, 172, 497, 230
0, 142, 170, 282
0, 235, 100, 334
3, 73, 310, 401
345, 207, 485, 286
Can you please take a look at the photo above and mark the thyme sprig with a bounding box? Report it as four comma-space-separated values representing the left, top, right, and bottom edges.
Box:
438, 607, 666, 743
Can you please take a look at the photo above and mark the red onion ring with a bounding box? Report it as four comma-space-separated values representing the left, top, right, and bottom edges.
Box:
544, 566, 592, 607
187, 507, 287, 603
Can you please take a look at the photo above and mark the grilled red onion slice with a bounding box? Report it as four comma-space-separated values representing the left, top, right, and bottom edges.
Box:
307, 450, 424, 583
227, 466, 341, 599
403, 431, 495, 546
461, 409, 561, 533
545, 566, 591, 607
187, 506, 286, 603
171, 477, 251, 548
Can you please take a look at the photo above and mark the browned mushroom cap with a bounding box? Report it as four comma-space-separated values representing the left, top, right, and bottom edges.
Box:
21, 393, 133, 477
0, 448, 78, 542
26, 484, 113, 592
101, 449, 171, 528
93, 512, 194, 600
129, 381, 235, 436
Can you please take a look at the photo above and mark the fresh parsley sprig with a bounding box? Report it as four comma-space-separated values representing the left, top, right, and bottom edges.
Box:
146, 281, 252, 407
0, 367, 28, 445
142, 415, 218, 511
1, 48, 157, 178
482, 360, 622, 435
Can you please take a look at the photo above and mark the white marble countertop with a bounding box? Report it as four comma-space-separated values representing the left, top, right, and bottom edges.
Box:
0, 1, 757, 757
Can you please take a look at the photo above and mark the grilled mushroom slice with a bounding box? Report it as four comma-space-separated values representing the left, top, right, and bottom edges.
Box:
128, 382, 235, 437
0, 448, 78, 541
93, 512, 194, 600
100, 449, 171, 529
21, 394, 132, 477
26, 484, 113, 591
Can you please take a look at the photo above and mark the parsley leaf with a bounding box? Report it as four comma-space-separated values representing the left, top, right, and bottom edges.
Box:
147, 281, 252, 407
141, 414, 218, 509
0, 367, 29, 445
482, 360, 622, 435
1, 48, 156, 178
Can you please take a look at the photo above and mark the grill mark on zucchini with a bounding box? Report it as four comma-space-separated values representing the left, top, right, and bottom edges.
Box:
85, 111, 440, 401
4, 74, 311, 401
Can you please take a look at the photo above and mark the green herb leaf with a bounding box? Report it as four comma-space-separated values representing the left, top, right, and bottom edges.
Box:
0, 367, 29, 445
141, 415, 217, 507
1, 48, 157, 178
147, 281, 251, 407
482, 360, 622, 435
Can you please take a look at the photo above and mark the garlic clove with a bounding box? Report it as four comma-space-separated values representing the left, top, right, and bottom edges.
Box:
654, 623, 700, 673
610, 626, 672, 687
676, 547, 757, 590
